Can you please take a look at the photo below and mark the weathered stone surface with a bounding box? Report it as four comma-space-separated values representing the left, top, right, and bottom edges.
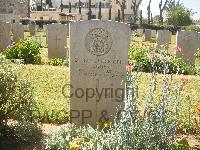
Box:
151, 30, 157, 37
70, 20, 130, 126
29, 21, 36, 36
145, 29, 151, 41
156, 30, 171, 48
47, 23, 68, 58
176, 30, 200, 64
137, 29, 144, 35
12, 23, 24, 42
0, 22, 11, 52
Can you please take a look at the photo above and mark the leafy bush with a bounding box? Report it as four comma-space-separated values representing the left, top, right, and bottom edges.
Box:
186, 25, 200, 32
48, 58, 64, 66
45, 52, 185, 149
13, 120, 41, 144
0, 55, 34, 123
48, 58, 69, 66
0, 54, 38, 146
129, 44, 197, 75
4, 39, 41, 64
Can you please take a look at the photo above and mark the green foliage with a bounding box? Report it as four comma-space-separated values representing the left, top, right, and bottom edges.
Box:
166, 0, 193, 26
4, 39, 41, 64
171, 138, 191, 150
0, 54, 39, 147
13, 120, 41, 144
0, 55, 34, 123
141, 24, 181, 34
47, 58, 69, 66
45, 53, 184, 149
186, 25, 200, 32
129, 44, 197, 75
48, 58, 64, 66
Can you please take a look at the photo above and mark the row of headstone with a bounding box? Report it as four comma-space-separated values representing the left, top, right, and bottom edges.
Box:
0, 22, 24, 51
140, 29, 199, 65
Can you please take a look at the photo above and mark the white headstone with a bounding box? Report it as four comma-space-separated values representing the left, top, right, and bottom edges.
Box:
12, 23, 24, 43
47, 23, 68, 58
176, 31, 200, 64
145, 29, 151, 41
0, 22, 11, 52
29, 21, 36, 36
156, 30, 171, 48
151, 30, 157, 37
70, 20, 131, 126
137, 29, 144, 35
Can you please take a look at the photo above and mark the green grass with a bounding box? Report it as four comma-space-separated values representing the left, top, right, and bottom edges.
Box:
18, 64, 69, 123
18, 63, 200, 128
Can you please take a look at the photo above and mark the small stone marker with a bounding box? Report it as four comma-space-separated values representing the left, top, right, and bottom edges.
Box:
137, 29, 144, 35
70, 20, 131, 126
0, 22, 11, 52
151, 30, 157, 37
47, 23, 68, 59
12, 23, 24, 43
145, 29, 151, 41
29, 21, 36, 36
156, 30, 171, 48
176, 30, 200, 64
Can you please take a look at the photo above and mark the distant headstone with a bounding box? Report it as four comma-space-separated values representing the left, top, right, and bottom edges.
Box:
23, 25, 29, 32
29, 21, 36, 36
137, 29, 144, 35
70, 20, 131, 126
145, 29, 151, 41
47, 23, 68, 58
0, 22, 11, 52
176, 31, 200, 64
151, 30, 157, 37
156, 30, 171, 48
12, 23, 24, 43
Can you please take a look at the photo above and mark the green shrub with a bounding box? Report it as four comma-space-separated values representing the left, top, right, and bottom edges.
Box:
48, 58, 64, 66
186, 25, 200, 32
4, 39, 41, 64
13, 120, 41, 144
45, 53, 183, 149
48, 58, 69, 66
0, 54, 38, 146
129, 44, 197, 75
0, 55, 34, 122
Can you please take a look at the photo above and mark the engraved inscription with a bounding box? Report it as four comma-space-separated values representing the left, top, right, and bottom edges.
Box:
85, 28, 112, 56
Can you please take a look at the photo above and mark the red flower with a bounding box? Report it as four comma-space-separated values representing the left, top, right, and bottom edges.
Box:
180, 76, 188, 83
174, 46, 182, 52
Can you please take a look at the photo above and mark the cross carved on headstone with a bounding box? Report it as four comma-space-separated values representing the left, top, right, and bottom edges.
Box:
53, 35, 62, 49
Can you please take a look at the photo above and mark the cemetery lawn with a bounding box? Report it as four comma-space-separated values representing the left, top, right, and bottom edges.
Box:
19, 64, 200, 129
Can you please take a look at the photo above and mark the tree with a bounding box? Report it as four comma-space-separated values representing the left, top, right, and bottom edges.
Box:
147, 0, 151, 24
159, 0, 168, 24
131, 0, 142, 23
166, 0, 193, 26
115, 0, 126, 21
